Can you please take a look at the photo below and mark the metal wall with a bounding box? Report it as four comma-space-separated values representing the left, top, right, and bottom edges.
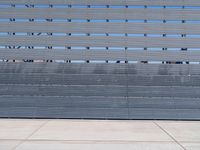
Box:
0, 0, 200, 119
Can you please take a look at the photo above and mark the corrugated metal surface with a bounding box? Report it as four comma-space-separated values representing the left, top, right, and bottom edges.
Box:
0, 63, 199, 120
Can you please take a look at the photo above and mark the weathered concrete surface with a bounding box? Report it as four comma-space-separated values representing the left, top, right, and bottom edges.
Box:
0, 119, 199, 150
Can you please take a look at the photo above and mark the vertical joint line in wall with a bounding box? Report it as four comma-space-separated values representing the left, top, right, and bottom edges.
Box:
126, 59, 130, 119
142, 5, 148, 62
182, 0, 186, 44
67, 2, 72, 52
144, 4, 148, 64
67, 46, 71, 63
27, 4, 35, 52
163, 5, 167, 64
86, 47, 90, 63
124, 34, 129, 118
106, 47, 109, 63
9, 3, 16, 62
125, 47, 128, 64
106, 4, 109, 63
46, 4, 53, 63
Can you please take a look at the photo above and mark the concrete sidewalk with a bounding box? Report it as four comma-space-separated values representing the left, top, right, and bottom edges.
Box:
0, 119, 199, 150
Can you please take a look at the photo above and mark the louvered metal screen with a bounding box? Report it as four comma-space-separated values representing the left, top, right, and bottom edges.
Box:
0, 0, 200, 120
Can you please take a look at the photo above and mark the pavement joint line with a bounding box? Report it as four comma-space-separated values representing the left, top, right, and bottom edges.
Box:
153, 121, 187, 150
11, 138, 25, 150
0, 139, 179, 143
26, 120, 50, 140
12, 120, 49, 150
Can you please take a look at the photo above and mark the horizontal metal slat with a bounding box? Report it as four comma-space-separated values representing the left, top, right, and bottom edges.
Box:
128, 86, 200, 98
0, 96, 127, 108
1, 49, 200, 61
0, 106, 199, 119
0, 107, 129, 119
1, 96, 200, 109
128, 108, 200, 120
1, 84, 200, 98
0, 36, 200, 48
0, 84, 127, 97
0, 8, 200, 20
0, 63, 129, 74
0, 74, 128, 85
0, 49, 126, 60
128, 97, 200, 109
0, 0, 200, 6
1, 22, 200, 34
0, 73, 200, 86
1, 63, 200, 75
